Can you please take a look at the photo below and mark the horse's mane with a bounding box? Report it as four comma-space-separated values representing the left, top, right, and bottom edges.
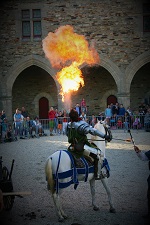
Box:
94, 119, 107, 129
90, 120, 106, 142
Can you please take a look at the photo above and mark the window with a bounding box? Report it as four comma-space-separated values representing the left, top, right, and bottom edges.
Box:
143, 3, 150, 32
22, 10, 30, 38
22, 9, 42, 40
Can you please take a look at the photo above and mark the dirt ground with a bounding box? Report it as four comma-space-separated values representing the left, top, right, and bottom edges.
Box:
0, 130, 150, 225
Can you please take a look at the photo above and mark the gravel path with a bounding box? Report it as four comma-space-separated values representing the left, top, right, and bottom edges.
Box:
0, 130, 150, 225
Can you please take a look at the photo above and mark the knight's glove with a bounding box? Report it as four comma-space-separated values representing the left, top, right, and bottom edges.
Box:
104, 134, 111, 142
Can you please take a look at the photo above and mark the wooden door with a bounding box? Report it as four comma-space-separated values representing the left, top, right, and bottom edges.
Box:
39, 97, 49, 119
107, 95, 117, 105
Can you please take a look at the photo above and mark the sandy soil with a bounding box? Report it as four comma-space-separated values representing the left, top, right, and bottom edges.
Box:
0, 129, 150, 225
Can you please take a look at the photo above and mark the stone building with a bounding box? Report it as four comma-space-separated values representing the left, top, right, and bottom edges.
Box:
0, 0, 150, 120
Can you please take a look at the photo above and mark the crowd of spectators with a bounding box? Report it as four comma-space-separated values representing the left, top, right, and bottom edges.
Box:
0, 101, 150, 143
102, 102, 150, 131
0, 107, 48, 143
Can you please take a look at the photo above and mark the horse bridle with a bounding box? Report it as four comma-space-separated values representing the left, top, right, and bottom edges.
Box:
88, 122, 110, 142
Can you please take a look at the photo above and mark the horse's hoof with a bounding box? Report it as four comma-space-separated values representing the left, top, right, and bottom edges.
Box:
93, 206, 99, 211
110, 208, 116, 213
58, 217, 65, 222
63, 214, 68, 219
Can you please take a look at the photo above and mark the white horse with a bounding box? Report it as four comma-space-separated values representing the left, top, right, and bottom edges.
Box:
45, 120, 116, 222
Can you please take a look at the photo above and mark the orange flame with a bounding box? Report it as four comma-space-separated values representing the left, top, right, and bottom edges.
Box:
42, 25, 100, 101
56, 62, 84, 101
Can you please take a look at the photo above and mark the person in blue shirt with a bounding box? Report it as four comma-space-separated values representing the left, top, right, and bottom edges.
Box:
118, 104, 126, 116
13, 108, 23, 139
74, 103, 81, 116
105, 104, 112, 126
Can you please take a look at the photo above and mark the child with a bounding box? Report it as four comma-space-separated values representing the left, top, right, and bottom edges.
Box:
57, 111, 63, 135
133, 116, 141, 129
117, 117, 122, 129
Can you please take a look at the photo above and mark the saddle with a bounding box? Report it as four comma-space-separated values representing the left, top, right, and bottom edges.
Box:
72, 154, 94, 168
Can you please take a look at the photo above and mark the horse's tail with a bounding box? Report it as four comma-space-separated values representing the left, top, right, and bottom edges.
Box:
45, 157, 55, 194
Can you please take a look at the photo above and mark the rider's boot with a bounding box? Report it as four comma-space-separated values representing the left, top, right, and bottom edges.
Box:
95, 160, 102, 180
89, 152, 101, 179
83, 149, 94, 163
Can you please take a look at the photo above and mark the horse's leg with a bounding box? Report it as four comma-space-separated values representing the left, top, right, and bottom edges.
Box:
45, 158, 67, 221
101, 178, 116, 213
52, 192, 67, 222
89, 178, 99, 211
56, 192, 68, 220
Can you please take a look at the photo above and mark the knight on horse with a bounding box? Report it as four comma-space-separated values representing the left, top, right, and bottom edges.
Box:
66, 109, 112, 179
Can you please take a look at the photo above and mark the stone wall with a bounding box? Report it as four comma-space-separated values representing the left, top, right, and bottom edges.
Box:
0, 0, 150, 119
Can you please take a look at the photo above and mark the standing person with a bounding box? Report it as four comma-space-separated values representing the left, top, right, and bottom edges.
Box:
126, 106, 134, 127
80, 98, 87, 114
1, 110, 6, 121
48, 107, 56, 136
1, 118, 8, 143
123, 111, 130, 131
118, 104, 126, 117
62, 109, 68, 135
126, 106, 133, 117
13, 108, 24, 139
80, 111, 87, 121
134, 145, 150, 221
75, 103, 81, 116
90, 114, 97, 128
105, 105, 112, 125
139, 103, 147, 128
22, 117, 29, 138
21, 106, 28, 118
57, 111, 63, 135
54, 108, 59, 134
112, 102, 120, 116
144, 108, 150, 132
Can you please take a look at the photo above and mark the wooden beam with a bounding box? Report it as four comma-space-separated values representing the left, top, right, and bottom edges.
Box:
2, 191, 32, 196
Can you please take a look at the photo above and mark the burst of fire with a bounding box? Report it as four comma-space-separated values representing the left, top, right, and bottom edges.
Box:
42, 25, 100, 101
56, 63, 84, 101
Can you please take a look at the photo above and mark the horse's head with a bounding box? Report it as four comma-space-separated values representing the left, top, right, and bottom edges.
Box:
94, 119, 108, 131
94, 119, 112, 142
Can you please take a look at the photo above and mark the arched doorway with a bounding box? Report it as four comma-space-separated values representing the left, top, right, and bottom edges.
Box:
39, 97, 49, 119
107, 95, 117, 105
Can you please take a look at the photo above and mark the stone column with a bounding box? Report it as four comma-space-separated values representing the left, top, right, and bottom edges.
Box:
0, 95, 13, 121
58, 94, 63, 111
117, 92, 130, 109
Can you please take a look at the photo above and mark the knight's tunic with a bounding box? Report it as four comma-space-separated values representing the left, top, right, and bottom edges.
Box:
67, 122, 91, 158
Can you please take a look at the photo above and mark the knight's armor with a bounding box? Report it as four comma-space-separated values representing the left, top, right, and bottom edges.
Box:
67, 120, 108, 179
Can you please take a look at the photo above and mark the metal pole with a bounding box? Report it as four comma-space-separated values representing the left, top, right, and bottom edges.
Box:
9, 159, 15, 180
128, 129, 135, 146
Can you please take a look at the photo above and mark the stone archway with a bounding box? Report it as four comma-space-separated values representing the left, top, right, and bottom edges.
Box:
4, 54, 59, 120
125, 50, 150, 93
100, 56, 123, 93
6, 54, 58, 95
